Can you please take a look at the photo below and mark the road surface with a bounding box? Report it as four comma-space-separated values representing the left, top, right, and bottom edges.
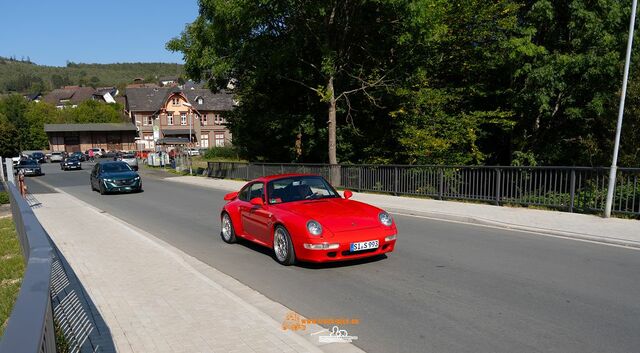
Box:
26, 162, 640, 353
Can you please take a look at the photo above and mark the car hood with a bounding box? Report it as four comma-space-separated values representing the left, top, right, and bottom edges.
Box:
275, 198, 382, 233
101, 171, 138, 180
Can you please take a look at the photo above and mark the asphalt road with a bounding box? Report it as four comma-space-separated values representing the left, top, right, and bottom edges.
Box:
26, 162, 640, 353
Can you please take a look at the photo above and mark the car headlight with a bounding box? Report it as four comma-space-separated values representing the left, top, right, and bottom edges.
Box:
379, 211, 393, 226
103, 178, 114, 182
306, 220, 323, 236
134, 176, 140, 181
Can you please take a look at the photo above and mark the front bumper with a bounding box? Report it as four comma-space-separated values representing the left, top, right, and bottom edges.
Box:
295, 227, 397, 263
21, 169, 42, 176
103, 178, 141, 192
63, 164, 81, 169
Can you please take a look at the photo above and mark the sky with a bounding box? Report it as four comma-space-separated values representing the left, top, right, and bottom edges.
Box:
1, 0, 199, 66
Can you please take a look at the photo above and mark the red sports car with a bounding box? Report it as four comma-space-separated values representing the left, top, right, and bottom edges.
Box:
220, 174, 398, 265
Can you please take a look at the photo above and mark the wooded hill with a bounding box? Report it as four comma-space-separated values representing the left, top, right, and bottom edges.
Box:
0, 57, 183, 93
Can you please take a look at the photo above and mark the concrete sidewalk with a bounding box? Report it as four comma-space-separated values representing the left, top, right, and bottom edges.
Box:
33, 191, 361, 353
166, 176, 640, 249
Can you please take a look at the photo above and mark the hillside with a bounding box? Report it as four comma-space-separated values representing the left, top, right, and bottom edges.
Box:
0, 57, 183, 93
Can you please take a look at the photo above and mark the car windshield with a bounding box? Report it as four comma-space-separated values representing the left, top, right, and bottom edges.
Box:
122, 154, 135, 158
32, 153, 43, 157
102, 163, 132, 173
52, 152, 62, 155
267, 176, 339, 204
19, 160, 38, 166
67, 157, 79, 162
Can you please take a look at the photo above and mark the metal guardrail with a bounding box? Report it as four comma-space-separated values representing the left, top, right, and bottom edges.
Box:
0, 181, 56, 352
207, 162, 640, 216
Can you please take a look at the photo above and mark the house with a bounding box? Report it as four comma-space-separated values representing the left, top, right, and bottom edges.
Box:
124, 87, 234, 150
23, 92, 42, 102
42, 86, 116, 108
95, 87, 119, 104
159, 76, 179, 87
42, 86, 96, 108
44, 123, 137, 152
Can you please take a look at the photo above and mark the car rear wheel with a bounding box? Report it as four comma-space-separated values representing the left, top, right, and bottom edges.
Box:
220, 213, 237, 243
273, 226, 296, 266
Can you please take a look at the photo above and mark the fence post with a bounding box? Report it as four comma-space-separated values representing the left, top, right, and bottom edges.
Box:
569, 169, 576, 212
438, 168, 444, 200
394, 167, 399, 196
246, 163, 250, 180
281, 164, 284, 174
495, 168, 501, 205
5, 158, 14, 185
358, 167, 362, 192
262, 164, 265, 177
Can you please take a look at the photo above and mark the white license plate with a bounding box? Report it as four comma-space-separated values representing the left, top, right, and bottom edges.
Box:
350, 240, 379, 252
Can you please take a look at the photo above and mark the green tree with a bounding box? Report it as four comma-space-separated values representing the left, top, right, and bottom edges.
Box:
168, 0, 407, 170
0, 114, 19, 157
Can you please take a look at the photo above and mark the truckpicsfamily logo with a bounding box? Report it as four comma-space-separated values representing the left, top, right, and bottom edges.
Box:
317, 325, 359, 343
281, 310, 360, 332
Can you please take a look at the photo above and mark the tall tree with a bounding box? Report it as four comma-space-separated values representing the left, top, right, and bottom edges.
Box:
168, 0, 406, 179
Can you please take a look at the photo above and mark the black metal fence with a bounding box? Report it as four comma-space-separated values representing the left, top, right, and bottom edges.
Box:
0, 182, 56, 352
207, 162, 640, 216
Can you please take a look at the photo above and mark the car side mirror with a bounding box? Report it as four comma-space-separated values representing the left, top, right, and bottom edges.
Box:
343, 190, 353, 199
224, 191, 239, 201
249, 197, 264, 206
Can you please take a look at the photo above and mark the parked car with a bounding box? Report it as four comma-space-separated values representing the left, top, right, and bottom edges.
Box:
30, 152, 46, 163
50, 152, 65, 162
90, 161, 142, 195
15, 159, 42, 176
220, 174, 398, 265
119, 153, 138, 171
88, 148, 104, 158
61, 156, 82, 171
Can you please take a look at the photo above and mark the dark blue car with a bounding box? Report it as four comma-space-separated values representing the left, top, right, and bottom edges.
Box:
90, 161, 142, 195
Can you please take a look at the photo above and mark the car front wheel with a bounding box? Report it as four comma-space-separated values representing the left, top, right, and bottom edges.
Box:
220, 213, 237, 243
273, 225, 296, 266
99, 182, 106, 195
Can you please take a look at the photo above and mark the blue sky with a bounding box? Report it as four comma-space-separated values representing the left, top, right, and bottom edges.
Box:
1, 0, 199, 66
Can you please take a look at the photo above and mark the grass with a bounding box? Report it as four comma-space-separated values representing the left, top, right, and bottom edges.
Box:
0, 192, 8, 205
0, 217, 25, 337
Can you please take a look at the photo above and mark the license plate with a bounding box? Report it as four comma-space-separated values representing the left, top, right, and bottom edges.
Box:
350, 240, 379, 252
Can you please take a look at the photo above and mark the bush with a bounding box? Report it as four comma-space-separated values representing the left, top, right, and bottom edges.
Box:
0, 191, 9, 204
202, 147, 240, 160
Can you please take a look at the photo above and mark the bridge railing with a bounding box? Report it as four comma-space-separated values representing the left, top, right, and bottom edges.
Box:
0, 177, 56, 352
207, 162, 640, 216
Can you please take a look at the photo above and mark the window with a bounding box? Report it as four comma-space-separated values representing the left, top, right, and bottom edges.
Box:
267, 176, 338, 204
215, 133, 225, 147
172, 97, 179, 105
249, 183, 265, 201
200, 134, 209, 148
167, 113, 173, 125
181, 113, 187, 125
202, 114, 208, 126
197, 97, 203, 105
146, 115, 154, 125
238, 184, 251, 201
214, 114, 221, 124
142, 115, 148, 126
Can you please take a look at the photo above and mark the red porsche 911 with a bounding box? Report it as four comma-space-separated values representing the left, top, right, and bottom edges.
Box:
220, 174, 398, 265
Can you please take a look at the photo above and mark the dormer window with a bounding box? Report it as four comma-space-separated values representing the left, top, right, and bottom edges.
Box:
197, 97, 203, 105
172, 97, 179, 105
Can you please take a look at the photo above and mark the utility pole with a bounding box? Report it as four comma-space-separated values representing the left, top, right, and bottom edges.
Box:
605, 0, 638, 217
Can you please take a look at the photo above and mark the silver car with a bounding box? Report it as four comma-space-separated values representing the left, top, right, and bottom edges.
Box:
119, 153, 138, 171
50, 152, 65, 162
